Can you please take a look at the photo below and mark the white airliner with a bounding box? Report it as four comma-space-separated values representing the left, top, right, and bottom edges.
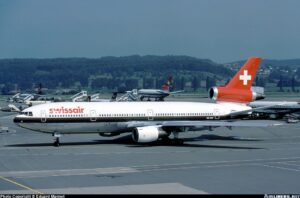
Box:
249, 100, 300, 122
14, 57, 283, 146
137, 76, 184, 101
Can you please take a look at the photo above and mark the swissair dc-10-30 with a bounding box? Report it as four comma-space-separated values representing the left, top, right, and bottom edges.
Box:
14, 57, 284, 146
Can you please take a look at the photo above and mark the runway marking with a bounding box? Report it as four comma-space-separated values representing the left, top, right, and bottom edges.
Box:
136, 163, 260, 173
0, 167, 138, 178
259, 164, 300, 172
2, 156, 300, 179
271, 147, 300, 151
2, 141, 300, 156
0, 150, 191, 157
0, 182, 206, 194
0, 175, 43, 194
130, 156, 300, 168
275, 161, 300, 167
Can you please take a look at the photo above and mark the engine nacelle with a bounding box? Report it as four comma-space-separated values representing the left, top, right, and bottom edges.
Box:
209, 86, 265, 103
132, 126, 168, 143
251, 86, 265, 101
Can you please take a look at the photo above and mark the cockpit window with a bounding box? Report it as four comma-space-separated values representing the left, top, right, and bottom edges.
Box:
20, 111, 33, 116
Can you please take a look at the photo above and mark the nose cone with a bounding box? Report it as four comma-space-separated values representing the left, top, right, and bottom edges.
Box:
13, 116, 23, 123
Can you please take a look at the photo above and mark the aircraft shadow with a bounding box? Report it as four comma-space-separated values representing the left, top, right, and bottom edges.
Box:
6, 141, 107, 147
5, 135, 134, 147
127, 143, 262, 150
6, 134, 262, 149
185, 134, 263, 142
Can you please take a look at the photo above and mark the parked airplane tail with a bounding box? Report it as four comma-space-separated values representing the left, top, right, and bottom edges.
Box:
209, 57, 262, 103
161, 76, 173, 91
226, 57, 261, 90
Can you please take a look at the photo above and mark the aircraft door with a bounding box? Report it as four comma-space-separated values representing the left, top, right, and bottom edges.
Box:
214, 109, 220, 119
147, 109, 154, 121
41, 110, 47, 123
90, 110, 97, 122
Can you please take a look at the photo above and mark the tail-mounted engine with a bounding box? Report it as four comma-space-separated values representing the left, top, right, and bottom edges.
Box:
208, 57, 263, 103
209, 86, 265, 103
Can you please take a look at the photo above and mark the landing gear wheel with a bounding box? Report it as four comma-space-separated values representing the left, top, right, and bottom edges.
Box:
54, 137, 60, 147
161, 137, 173, 144
173, 139, 184, 145
161, 137, 184, 145
171, 132, 183, 145
52, 133, 62, 147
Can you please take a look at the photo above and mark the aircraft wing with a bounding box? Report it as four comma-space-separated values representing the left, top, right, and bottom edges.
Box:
127, 119, 286, 128
156, 90, 169, 94
160, 120, 285, 127
169, 90, 185, 94
126, 104, 290, 129
230, 103, 289, 118
155, 90, 185, 94
249, 102, 300, 114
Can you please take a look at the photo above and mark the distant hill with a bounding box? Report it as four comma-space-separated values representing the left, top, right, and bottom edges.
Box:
0, 55, 232, 93
263, 59, 300, 67
227, 59, 300, 67
225, 58, 300, 90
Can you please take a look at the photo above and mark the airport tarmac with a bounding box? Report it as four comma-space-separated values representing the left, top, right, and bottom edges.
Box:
1, 97, 300, 194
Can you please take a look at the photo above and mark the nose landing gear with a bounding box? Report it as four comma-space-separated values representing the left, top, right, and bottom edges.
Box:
53, 133, 62, 147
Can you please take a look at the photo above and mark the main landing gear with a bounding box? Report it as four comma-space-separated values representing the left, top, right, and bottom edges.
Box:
172, 131, 184, 145
53, 133, 62, 147
161, 132, 184, 145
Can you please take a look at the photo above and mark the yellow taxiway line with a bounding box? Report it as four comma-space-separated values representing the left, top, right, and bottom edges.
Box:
0, 175, 43, 194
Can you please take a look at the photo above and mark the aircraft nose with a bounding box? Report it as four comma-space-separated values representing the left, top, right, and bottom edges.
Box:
13, 116, 23, 123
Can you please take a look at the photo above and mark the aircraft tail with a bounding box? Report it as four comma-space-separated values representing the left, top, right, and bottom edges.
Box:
226, 57, 262, 90
161, 76, 173, 91
208, 57, 262, 103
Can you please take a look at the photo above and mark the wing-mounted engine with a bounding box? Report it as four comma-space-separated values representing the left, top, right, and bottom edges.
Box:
132, 126, 169, 143
209, 86, 265, 103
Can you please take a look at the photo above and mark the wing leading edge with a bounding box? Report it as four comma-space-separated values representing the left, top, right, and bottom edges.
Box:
127, 120, 286, 129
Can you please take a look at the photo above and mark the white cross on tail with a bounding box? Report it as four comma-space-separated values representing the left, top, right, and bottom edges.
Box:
239, 70, 251, 85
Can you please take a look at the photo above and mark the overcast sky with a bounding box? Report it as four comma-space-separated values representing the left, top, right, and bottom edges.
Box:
0, 0, 300, 63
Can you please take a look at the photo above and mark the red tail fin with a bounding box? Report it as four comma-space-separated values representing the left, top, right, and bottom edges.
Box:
161, 76, 173, 91
226, 57, 262, 90
208, 57, 262, 103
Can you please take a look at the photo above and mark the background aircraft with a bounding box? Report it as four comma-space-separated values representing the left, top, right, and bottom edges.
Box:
137, 76, 184, 101
248, 100, 300, 122
0, 104, 21, 112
